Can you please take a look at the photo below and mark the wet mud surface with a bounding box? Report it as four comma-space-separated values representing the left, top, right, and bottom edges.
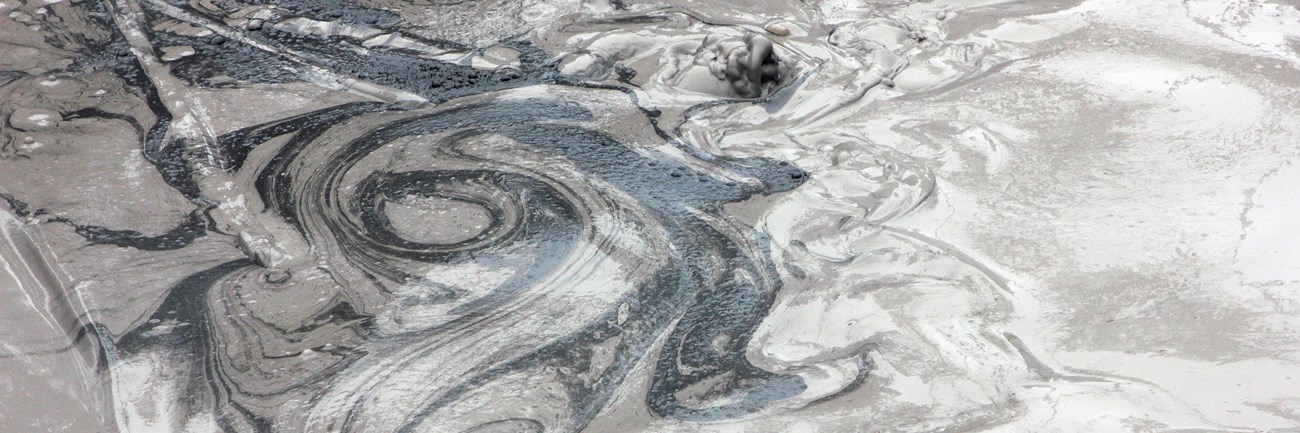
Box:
3, 0, 1300, 432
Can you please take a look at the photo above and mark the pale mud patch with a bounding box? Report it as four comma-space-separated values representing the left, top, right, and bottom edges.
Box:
382, 195, 493, 245
856, 3, 1300, 430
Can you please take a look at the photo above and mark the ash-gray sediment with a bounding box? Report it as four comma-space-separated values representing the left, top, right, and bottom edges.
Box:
3, 0, 1300, 432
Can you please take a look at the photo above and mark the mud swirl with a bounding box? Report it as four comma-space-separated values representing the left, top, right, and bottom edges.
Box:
114, 90, 814, 432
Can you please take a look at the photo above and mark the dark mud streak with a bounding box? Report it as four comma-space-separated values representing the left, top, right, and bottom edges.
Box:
0, 193, 39, 218
809, 354, 874, 405
76, 1, 186, 192
221, 101, 390, 172
2, 192, 207, 252
62, 108, 148, 143
49, 211, 209, 251
115, 260, 269, 432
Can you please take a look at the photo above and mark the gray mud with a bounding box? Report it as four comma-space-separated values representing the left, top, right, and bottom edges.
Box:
3, 0, 1300, 432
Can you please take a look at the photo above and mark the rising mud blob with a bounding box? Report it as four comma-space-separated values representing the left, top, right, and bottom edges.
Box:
3, 0, 1300, 432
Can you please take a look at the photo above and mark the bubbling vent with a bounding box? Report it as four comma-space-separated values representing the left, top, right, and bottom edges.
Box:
721, 33, 782, 98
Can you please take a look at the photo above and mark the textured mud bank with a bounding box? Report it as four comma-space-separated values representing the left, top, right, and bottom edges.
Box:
2, 0, 1300, 432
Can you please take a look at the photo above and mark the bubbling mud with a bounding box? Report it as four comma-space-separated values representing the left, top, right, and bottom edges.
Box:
3, 0, 1299, 432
